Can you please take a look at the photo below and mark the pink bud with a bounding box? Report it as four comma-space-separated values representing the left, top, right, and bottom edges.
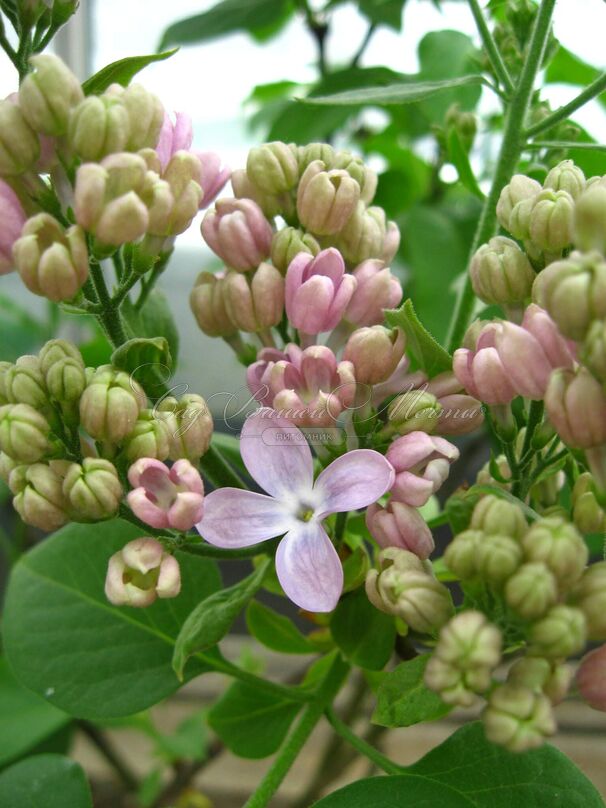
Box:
105, 537, 181, 607
0, 180, 26, 274
545, 367, 606, 449
345, 259, 403, 326
156, 111, 193, 171
201, 198, 272, 271
285, 248, 357, 336
386, 431, 459, 507
194, 151, 230, 209
366, 500, 435, 559
436, 394, 484, 435
382, 220, 401, 263
127, 458, 204, 531
577, 645, 606, 711
453, 323, 517, 404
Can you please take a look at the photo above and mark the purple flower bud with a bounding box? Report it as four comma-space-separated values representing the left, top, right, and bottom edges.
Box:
296, 160, 360, 236
190, 270, 237, 338
127, 457, 204, 531
105, 537, 181, 608
386, 431, 459, 507
453, 323, 516, 405
365, 500, 435, 558
545, 366, 606, 449
224, 263, 284, 333
201, 198, 272, 271
285, 248, 356, 336
0, 180, 26, 274
343, 326, 405, 386
577, 645, 606, 711
344, 259, 403, 326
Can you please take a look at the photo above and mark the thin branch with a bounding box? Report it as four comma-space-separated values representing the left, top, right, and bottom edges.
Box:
324, 708, 403, 775
467, 0, 514, 96
77, 721, 139, 792
525, 72, 606, 138
524, 140, 606, 151
350, 22, 376, 69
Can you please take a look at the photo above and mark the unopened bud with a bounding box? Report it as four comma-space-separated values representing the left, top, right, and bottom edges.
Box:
246, 142, 298, 195
544, 159, 585, 199
79, 365, 146, 444
483, 684, 556, 751
270, 227, 319, 273
19, 54, 83, 136
505, 562, 558, 619
0, 403, 51, 462
476, 533, 523, 584
151, 151, 203, 237
469, 236, 535, 306
0, 99, 40, 175
4, 356, 47, 408
365, 501, 435, 559
122, 409, 171, 462
201, 198, 272, 271
10, 460, 70, 531
582, 319, 606, 383
529, 605, 587, 658
333, 150, 378, 204
297, 160, 360, 236
224, 263, 284, 333
63, 457, 123, 521
508, 656, 572, 704
470, 494, 527, 539
577, 645, 606, 711
343, 326, 405, 385
68, 95, 130, 161
572, 472, 606, 534
156, 393, 213, 461
45, 357, 86, 403
345, 259, 403, 326
387, 390, 441, 436
570, 562, 606, 641
334, 202, 385, 264
496, 174, 541, 234
444, 529, 482, 580
545, 366, 606, 449
104, 83, 164, 151
190, 271, 237, 338
528, 188, 574, 253
521, 516, 588, 588
574, 184, 606, 253
105, 537, 181, 607
38, 338, 83, 374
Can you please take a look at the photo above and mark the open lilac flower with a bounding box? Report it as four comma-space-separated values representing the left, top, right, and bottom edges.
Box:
196, 409, 394, 612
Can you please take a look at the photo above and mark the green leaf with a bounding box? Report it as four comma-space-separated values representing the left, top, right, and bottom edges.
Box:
210, 431, 248, 476
330, 587, 395, 671
122, 290, 180, 370
159, 0, 294, 50
207, 680, 300, 758
545, 46, 606, 109
172, 559, 270, 680
0, 754, 92, 808
312, 722, 605, 806
82, 50, 178, 95
447, 128, 485, 199
246, 600, 315, 654
302, 74, 486, 107
417, 30, 481, 117
2, 520, 221, 719
358, 0, 406, 30
0, 293, 51, 362
372, 655, 451, 727
385, 299, 452, 377
0, 658, 70, 768
111, 336, 172, 393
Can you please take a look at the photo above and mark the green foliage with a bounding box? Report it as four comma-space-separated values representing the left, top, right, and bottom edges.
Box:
111, 336, 172, 392
122, 290, 180, 370
372, 654, 451, 727
2, 520, 221, 719
81, 50, 178, 95
246, 600, 316, 654
304, 74, 486, 107
385, 298, 452, 377
330, 587, 395, 671
0, 755, 92, 808
545, 46, 606, 109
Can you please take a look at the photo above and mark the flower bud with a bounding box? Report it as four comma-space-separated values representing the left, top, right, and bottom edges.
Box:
382, 220, 401, 263
285, 248, 356, 335
246, 141, 298, 195
424, 611, 502, 706
122, 409, 171, 462
127, 457, 204, 531
387, 390, 441, 436
577, 646, 606, 711
68, 95, 130, 161
190, 271, 237, 338
201, 198, 273, 271
527, 188, 574, 253
508, 656, 572, 704
0, 98, 41, 175
156, 393, 213, 461
545, 366, 606, 449
105, 537, 181, 607
333, 150, 378, 204
344, 259, 403, 326
45, 357, 86, 403
149, 151, 203, 237
104, 83, 164, 151
155, 110, 192, 170
476, 533, 523, 584
505, 562, 558, 619
570, 562, 606, 640
572, 472, 606, 534
3, 355, 47, 409
386, 431, 458, 508
196, 151, 230, 210
14, 213, 89, 302
63, 457, 123, 521
544, 159, 585, 199
529, 605, 587, 658
521, 516, 588, 588
296, 160, 360, 236
533, 251, 606, 341
0, 451, 18, 483
38, 339, 83, 374
470, 494, 527, 539
79, 366, 147, 444
574, 184, 606, 253
334, 202, 385, 264
231, 168, 292, 220
496, 174, 541, 233
469, 236, 535, 306
0, 403, 51, 462
444, 529, 483, 580
483, 684, 556, 751
343, 326, 405, 386
224, 263, 284, 333
10, 460, 70, 531
19, 54, 83, 136
582, 319, 606, 382
365, 547, 453, 633
365, 501, 434, 559
453, 323, 517, 405
0, 180, 27, 275
270, 227, 320, 273
297, 143, 336, 175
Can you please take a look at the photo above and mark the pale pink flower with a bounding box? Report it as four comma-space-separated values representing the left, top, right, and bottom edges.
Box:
105, 537, 181, 608
366, 501, 435, 559
386, 432, 459, 507
127, 458, 204, 531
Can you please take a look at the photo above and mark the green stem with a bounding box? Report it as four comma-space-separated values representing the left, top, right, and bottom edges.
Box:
90, 261, 127, 348
467, 0, 514, 95
0, 16, 21, 74
526, 72, 606, 139
243, 654, 349, 808
77, 721, 139, 792
446, 0, 558, 353
200, 443, 247, 490
324, 708, 403, 775
334, 510, 348, 543
180, 537, 280, 560
350, 22, 376, 68
134, 253, 170, 310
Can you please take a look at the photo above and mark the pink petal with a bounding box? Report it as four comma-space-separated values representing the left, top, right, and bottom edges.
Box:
291, 276, 335, 333
196, 488, 293, 548
168, 491, 204, 531
276, 521, 343, 612
127, 488, 170, 529
240, 408, 314, 498
314, 449, 394, 518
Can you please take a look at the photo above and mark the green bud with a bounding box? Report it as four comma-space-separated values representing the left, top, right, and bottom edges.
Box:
470, 494, 528, 540
63, 457, 123, 521
104, 83, 164, 151
529, 605, 587, 658
4, 356, 47, 408
38, 339, 83, 375
387, 391, 442, 436
270, 227, 320, 273
46, 357, 87, 403
544, 159, 585, 199
521, 516, 588, 589
505, 562, 558, 620
0, 451, 18, 483
79, 365, 147, 444
483, 684, 556, 752
469, 236, 535, 306
297, 143, 336, 175
570, 562, 606, 641
296, 160, 360, 236
443, 529, 482, 579
476, 533, 523, 584
246, 142, 299, 195
581, 319, 606, 383
528, 188, 574, 253
0, 362, 11, 404
496, 174, 541, 234
445, 103, 477, 152
10, 460, 71, 531
0, 403, 51, 462
572, 472, 606, 534
68, 95, 130, 161
334, 202, 386, 265
19, 54, 83, 136
231, 168, 294, 220
574, 183, 606, 254
190, 272, 237, 339
333, 150, 378, 205
0, 99, 40, 175
122, 409, 171, 461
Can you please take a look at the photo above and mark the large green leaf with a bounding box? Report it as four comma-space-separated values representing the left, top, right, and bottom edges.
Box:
82, 50, 178, 95
111, 336, 172, 394
330, 587, 395, 671
208, 680, 300, 758
302, 75, 485, 107
312, 722, 605, 806
159, 0, 294, 50
416, 30, 482, 118
246, 600, 315, 654
358, 0, 407, 30
385, 298, 452, 378
372, 654, 451, 728
545, 46, 606, 110
2, 520, 221, 719
0, 754, 92, 808
0, 658, 70, 768
122, 290, 179, 370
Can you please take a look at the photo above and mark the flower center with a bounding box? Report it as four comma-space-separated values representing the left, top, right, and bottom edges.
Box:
296, 504, 315, 522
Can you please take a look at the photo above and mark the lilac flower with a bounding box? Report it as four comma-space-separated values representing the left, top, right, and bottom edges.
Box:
196, 409, 394, 612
